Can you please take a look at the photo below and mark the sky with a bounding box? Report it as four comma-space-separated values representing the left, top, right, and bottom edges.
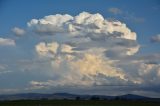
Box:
0, 0, 160, 97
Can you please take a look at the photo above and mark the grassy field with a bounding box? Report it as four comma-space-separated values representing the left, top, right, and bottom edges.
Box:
0, 100, 159, 106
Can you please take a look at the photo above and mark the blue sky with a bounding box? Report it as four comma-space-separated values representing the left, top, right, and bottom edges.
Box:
0, 0, 160, 97
0, 0, 160, 53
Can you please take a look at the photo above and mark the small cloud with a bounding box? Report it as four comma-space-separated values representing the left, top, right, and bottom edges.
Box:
124, 16, 145, 23
0, 70, 12, 74
152, 5, 160, 11
123, 12, 145, 23
132, 17, 145, 23
12, 27, 25, 36
108, 8, 144, 23
0, 37, 15, 46
150, 34, 160, 43
0, 64, 6, 70
0, 88, 19, 94
108, 7, 122, 15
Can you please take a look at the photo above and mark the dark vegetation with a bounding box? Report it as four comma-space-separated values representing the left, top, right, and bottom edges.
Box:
0, 96, 160, 106
0, 99, 159, 106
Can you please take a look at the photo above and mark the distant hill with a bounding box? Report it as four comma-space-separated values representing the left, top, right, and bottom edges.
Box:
117, 94, 149, 99
0, 93, 159, 102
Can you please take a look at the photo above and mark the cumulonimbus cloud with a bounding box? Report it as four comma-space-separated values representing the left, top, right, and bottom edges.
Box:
25, 12, 160, 94
29, 12, 139, 87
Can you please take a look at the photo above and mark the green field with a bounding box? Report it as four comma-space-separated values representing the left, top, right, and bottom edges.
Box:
0, 100, 159, 106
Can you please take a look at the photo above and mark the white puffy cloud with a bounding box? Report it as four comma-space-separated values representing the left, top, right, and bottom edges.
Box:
0, 38, 15, 46
28, 12, 136, 40
138, 63, 160, 83
115, 55, 160, 86
35, 41, 129, 87
35, 42, 59, 57
60, 44, 74, 53
12, 27, 25, 36
28, 14, 73, 34
71, 53, 126, 80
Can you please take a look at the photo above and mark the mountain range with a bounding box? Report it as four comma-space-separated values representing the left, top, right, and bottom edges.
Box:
0, 93, 159, 102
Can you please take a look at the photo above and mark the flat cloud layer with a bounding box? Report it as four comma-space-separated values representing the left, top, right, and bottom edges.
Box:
108, 7, 122, 15
0, 38, 15, 46
150, 34, 160, 43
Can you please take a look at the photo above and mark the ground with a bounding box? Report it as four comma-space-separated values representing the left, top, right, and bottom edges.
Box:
0, 100, 159, 106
